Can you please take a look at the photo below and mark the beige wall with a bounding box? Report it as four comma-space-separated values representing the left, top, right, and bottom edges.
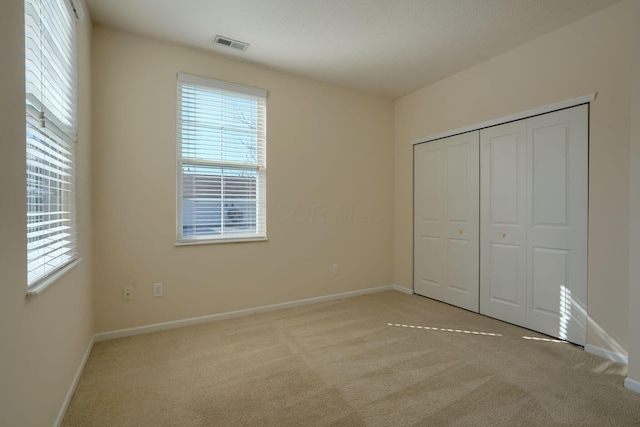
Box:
91, 26, 395, 333
0, 1, 635, 423
394, 1, 636, 355
0, 1, 94, 426
627, 1, 640, 383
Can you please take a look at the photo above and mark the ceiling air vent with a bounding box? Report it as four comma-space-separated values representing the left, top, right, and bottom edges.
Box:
213, 35, 249, 51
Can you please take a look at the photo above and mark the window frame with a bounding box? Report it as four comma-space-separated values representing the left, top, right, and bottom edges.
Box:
25, 0, 81, 294
175, 72, 267, 245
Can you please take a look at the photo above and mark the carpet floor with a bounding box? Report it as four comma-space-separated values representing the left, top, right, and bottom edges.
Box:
62, 291, 640, 426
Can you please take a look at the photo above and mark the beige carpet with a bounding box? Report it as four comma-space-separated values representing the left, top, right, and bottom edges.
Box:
63, 291, 640, 426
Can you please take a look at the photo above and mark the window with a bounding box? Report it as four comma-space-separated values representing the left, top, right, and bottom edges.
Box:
25, 0, 79, 289
177, 73, 267, 243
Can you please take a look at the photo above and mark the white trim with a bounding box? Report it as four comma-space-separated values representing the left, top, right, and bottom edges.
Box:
177, 72, 267, 98
175, 237, 268, 246
95, 285, 402, 342
391, 284, 414, 295
585, 344, 629, 365
26, 258, 82, 296
411, 93, 596, 145
55, 336, 94, 427
625, 377, 640, 394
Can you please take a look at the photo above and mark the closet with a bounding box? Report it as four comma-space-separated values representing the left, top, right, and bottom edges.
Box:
414, 104, 588, 345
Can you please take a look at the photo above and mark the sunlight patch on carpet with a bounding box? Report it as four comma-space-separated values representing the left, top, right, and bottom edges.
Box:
522, 336, 568, 343
387, 323, 502, 337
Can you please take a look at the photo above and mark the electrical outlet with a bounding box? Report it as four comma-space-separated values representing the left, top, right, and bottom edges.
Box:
123, 287, 133, 301
152, 283, 163, 297
332, 263, 339, 275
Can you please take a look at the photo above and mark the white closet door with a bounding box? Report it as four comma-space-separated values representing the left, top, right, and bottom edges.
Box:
414, 131, 479, 312
525, 105, 588, 345
414, 142, 444, 301
480, 105, 588, 345
480, 121, 527, 325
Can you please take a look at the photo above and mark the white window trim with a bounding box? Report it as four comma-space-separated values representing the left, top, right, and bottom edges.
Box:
174, 237, 268, 247
25, 0, 80, 292
26, 258, 82, 296
175, 72, 267, 245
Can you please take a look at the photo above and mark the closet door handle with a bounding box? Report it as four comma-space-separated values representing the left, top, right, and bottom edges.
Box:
456, 228, 463, 235
499, 232, 506, 238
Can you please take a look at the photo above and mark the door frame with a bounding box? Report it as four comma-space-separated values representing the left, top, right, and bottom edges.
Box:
410, 93, 595, 147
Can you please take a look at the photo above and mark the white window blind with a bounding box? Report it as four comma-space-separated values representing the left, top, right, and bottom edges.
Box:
177, 72, 267, 243
25, 0, 78, 287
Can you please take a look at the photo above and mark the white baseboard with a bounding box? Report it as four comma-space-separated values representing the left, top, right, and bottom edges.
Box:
95, 285, 407, 342
625, 377, 640, 394
55, 335, 94, 427
59, 285, 412, 424
585, 344, 629, 365
391, 284, 413, 295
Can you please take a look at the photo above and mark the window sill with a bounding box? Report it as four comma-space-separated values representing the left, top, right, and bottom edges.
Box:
175, 237, 268, 246
26, 258, 82, 296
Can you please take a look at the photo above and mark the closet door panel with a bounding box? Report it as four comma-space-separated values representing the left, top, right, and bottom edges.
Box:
443, 134, 479, 311
531, 248, 568, 315
416, 237, 442, 289
414, 132, 479, 312
447, 143, 471, 221
489, 243, 522, 305
532, 126, 568, 226
414, 143, 445, 299
490, 136, 520, 224
447, 239, 472, 292
480, 121, 527, 326
526, 105, 588, 346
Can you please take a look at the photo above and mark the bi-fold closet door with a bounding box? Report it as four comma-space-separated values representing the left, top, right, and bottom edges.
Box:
414, 132, 480, 312
414, 105, 588, 345
480, 105, 588, 345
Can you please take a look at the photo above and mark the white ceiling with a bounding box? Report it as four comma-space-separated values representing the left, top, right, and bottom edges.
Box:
85, 0, 621, 99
